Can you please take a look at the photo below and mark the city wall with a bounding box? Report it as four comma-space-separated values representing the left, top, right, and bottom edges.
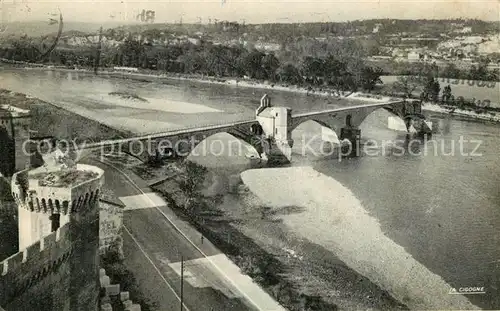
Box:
1, 164, 104, 311
0, 223, 73, 310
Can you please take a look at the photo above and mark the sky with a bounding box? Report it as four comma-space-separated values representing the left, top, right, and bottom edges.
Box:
1, 0, 499, 24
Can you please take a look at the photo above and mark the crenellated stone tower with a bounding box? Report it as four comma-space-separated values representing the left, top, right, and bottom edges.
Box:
1, 151, 105, 311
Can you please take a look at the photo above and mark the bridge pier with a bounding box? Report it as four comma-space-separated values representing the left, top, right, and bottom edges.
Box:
340, 127, 361, 158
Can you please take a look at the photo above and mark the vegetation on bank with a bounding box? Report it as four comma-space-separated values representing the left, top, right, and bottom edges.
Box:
1, 17, 499, 85
374, 61, 499, 115
377, 59, 499, 82
2, 22, 499, 120
2, 31, 498, 111
0, 38, 386, 92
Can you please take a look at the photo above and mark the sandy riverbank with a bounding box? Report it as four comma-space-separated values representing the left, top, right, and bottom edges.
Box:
240, 166, 480, 310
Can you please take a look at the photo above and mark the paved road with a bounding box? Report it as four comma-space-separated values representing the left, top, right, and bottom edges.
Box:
84, 157, 285, 311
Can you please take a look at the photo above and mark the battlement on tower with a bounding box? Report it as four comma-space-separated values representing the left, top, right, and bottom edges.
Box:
0, 223, 72, 277
11, 164, 104, 215
0, 92, 104, 310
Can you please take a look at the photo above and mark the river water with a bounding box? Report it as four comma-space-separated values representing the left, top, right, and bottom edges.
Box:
1, 69, 499, 309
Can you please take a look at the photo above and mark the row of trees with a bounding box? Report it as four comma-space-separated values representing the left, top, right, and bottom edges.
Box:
393, 61, 499, 82
0, 36, 386, 92
440, 62, 499, 82
393, 71, 494, 110
109, 38, 385, 92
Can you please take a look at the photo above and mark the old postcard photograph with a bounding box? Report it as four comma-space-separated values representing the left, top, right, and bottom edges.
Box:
0, 0, 499, 310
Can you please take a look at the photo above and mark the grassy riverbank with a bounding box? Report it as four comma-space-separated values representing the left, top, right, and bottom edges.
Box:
422, 102, 500, 123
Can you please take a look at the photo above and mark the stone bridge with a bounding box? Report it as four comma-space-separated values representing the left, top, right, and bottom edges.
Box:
75, 94, 430, 163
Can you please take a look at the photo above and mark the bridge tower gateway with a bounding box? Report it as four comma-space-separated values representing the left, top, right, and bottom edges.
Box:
255, 94, 294, 163
8, 152, 104, 311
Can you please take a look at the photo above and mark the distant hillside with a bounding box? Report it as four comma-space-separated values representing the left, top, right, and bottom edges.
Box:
0, 21, 129, 38
2, 18, 498, 41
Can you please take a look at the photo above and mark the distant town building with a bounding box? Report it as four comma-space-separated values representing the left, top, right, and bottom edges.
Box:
459, 27, 472, 34
187, 37, 201, 45
372, 23, 383, 34
254, 42, 281, 52
408, 51, 421, 61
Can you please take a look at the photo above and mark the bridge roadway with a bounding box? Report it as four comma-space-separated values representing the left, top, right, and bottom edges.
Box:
290, 100, 405, 119
73, 100, 407, 152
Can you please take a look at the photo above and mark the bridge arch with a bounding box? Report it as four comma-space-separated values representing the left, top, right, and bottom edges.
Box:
290, 117, 339, 133
155, 131, 261, 161
353, 106, 395, 128
289, 119, 342, 158
356, 106, 427, 133
290, 119, 340, 143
